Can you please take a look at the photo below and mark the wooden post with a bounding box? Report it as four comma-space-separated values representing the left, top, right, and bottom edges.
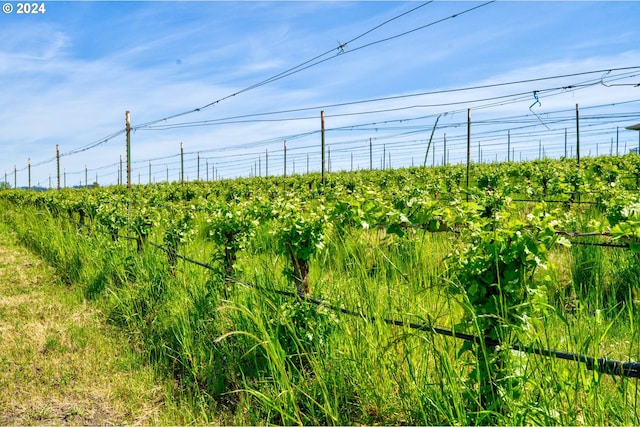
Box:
575, 104, 581, 203
443, 133, 447, 165
180, 142, 184, 184
383, 144, 386, 170
56, 144, 61, 190
126, 111, 131, 189
576, 104, 580, 166
433, 137, 436, 166
539, 140, 542, 160
197, 152, 200, 180
610, 138, 613, 156
85, 164, 88, 188
321, 111, 325, 185
206, 160, 209, 181
466, 108, 471, 202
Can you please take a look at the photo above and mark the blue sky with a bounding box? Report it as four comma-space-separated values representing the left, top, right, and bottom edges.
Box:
1, 1, 639, 187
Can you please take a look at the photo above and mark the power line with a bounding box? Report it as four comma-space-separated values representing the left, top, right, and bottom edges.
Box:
139, 67, 640, 131
131, 1, 444, 131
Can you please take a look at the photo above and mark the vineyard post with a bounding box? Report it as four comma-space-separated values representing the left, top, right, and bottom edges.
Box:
56, 144, 61, 190
507, 130, 510, 162
284, 140, 287, 177
48, 176, 51, 189
206, 160, 209, 181
266, 149, 269, 177
126, 111, 131, 189
433, 138, 436, 166
28, 158, 31, 190
259, 155, 261, 177
166, 166, 169, 182
64, 168, 66, 188
14, 165, 16, 189
564, 128, 567, 158
369, 138, 373, 170
538, 140, 542, 160
609, 139, 613, 156
444, 133, 447, 165
293, 160, 296, 175
197, 152, 200, 180
383, 144, 386, 170
149, 161, 152, 184
351, 152, 353, 171
466, 108, 471, 202
180, 142, 184, 184
321, 110, 325, 185
85, 165, 88, 188
306, 153, 309, 174
95, 173, 98, 186
575, 104, 580, 166
576, 104, 581, 203
616, 127, 619, 156
478, 141, 481, 163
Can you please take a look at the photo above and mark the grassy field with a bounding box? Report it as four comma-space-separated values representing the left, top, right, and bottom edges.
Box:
0, 222, 208, 425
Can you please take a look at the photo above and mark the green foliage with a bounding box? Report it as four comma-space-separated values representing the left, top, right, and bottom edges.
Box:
2, 155, 640, 425
163, 205, 196, 272
447, 201, 568, 416
271, 199, 328, 296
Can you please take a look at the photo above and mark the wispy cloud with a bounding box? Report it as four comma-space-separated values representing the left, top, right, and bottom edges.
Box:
1, 1, 639, 185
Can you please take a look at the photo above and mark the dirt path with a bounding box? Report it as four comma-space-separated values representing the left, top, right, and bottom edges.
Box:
0, 225, 173, 425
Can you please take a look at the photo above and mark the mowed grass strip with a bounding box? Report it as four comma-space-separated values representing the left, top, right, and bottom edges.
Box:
0, 223, 174, 425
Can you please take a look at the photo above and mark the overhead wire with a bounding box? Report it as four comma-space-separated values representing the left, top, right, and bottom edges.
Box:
139, 68, 640, 131
131, 1, 445, 131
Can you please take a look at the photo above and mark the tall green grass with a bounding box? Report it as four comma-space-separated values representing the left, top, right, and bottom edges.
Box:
1, 195, 639, 425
